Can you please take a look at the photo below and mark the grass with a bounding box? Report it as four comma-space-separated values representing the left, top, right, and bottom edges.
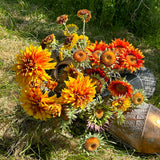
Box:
0, 0, 160, 159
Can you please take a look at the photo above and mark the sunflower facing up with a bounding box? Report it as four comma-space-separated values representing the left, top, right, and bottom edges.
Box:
59, 74, 96, 110
12, 45, 57, 88
111, 96, 131, 112
122, 48, 144, 73
131, 89, 146, 106
19, 88, 61, 120
80, 132, 105, 154
108, 79, 133, 98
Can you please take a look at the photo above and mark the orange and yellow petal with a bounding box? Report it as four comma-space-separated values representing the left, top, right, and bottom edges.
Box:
59, 74, 96, 109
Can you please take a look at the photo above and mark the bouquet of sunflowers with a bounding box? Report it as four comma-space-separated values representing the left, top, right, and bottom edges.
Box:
13, 9, 146, 153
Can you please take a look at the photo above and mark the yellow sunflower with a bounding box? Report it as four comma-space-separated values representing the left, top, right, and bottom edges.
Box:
19, 88, 61, 120
40, 34, 55, 49
59, 74, 96, 110
131, 92, 144, 105
78, 35, 90, 46
112, 97, 131, 112
64, 23, 79, 36
12, 45, 56, 88
63, 33, 79, 50
108, 80, 133, 98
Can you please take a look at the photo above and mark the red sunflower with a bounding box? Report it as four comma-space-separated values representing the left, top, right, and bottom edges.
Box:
122, 48, 144, 73
108, 38, 134, 53
108, 38, 134, 69
108, 80, 133, 98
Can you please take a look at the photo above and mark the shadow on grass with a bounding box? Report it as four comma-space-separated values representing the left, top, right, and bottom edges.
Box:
0, 105, 79, 160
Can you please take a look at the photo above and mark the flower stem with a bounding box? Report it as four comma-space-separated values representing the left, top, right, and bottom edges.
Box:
64, 23, 71, 35
82, 18, 86, 49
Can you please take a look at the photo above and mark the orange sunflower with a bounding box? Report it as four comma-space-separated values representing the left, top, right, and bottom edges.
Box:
59, 74, 96, 110
77, 9, 91, 22
12, 45, 57, 88
108, 38, 134, 69
122, 48, 144, 73
108, 80, 133, 98
87, 41, 108, 52
73, 50, 87, 62
19, 88, 61, 120
84, 137, 100, 152
56, 14, 68, 25
100, 50, 116, 67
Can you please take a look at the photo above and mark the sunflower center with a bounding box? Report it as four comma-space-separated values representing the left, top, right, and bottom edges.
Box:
137, 97, 142, 102
126, 55, 137, 65
132, 93, 144, 105
64, 35, 74, 45
115, 45, 123, 49
23, 58, 35, 74
115, 84, 127, 94
73, 50, 87, 62
91, 143, 97, 150
100, 51, 116, 66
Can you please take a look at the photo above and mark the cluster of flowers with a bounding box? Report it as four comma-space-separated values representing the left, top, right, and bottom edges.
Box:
13, 9, 146, 153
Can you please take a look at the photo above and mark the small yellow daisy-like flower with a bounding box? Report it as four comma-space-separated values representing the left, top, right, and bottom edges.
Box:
112, 97, 131, 112
64, 24, 79, 36
64, 33, 79, 50
131, 92, 144, 105
84, 137, 100, 152
12, 45, 57, 88
59, 74, 96, 110
78, 35, 90, 46
19, 88, 61, 120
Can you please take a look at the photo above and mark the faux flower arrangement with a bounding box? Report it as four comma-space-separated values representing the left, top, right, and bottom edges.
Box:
13, 9, 146, 154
